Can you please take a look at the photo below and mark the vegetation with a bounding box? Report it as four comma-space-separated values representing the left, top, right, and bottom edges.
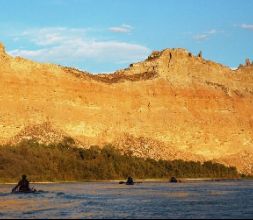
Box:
241, 174, 253, 179
0, 140, 239, 183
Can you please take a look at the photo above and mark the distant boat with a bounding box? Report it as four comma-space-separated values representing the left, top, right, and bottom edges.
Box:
119, 177, 142, 185
126, 182, 135, 186
11, 189, 37, 194
11, 187, 45, 194
119, 181, 135, 185
170, 177, 178, 183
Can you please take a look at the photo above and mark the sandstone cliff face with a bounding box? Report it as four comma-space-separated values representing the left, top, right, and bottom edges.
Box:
0, 43, 252, 174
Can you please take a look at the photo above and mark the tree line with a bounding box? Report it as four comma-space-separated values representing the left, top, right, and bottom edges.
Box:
0, 140, 239, 182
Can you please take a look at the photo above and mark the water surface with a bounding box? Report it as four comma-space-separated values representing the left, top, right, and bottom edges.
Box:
0, 180, 252, 219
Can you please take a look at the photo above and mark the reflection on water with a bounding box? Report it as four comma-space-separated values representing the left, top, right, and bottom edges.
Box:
0, 181, 252, 219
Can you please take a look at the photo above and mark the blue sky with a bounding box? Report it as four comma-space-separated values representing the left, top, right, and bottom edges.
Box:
0, 0, 252, 72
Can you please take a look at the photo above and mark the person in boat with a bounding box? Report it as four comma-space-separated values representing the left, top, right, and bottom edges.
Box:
12, 175, 32, 192
126, 177, 134, 185
170, 177, 178, 183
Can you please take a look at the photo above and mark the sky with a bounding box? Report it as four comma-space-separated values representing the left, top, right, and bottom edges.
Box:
0, 0, 252, 73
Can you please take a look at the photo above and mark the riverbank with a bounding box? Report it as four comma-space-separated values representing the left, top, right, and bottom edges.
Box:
0, 142, 240, 183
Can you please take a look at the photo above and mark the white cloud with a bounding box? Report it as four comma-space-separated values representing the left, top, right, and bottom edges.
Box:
109, 24, 133, 33
8, 27, 150, 68
206, 29, 217, 34
193, 34, 209, 41
193, 29, 218, 42
240, 24, 253, 31
10, 49, 47, 58
20, 27, 88, 46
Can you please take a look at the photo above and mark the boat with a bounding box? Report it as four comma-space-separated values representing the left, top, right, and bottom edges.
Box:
126, 182, 135, 186
118, 181, 135, 185
119, 180, 142, 185
11, 188, 40, 194
170, 177, 178, 183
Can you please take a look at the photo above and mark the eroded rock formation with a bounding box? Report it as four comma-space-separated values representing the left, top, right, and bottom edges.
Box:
0, 43, 252, 174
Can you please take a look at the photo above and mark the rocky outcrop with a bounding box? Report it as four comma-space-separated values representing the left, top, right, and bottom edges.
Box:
7, 122, 81, 147
0, 43, 10, 60
238, 58, 253, 69
245, 58, 251, 66
0, 42, 252, 174
198, 51, 203, 58
217, 151, 253, 175
0, 43, 5, 54
113, 134, 205, 162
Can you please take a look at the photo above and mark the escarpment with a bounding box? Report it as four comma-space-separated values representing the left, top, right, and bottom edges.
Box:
0, 42, 252, 174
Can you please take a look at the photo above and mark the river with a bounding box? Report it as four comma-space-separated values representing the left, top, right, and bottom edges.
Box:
0, 180, 252, 219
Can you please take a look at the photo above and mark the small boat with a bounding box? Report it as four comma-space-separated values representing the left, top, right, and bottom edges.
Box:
11, 188, 39, 194
119, 177, 135, 185
118, 181, 135, 185
126, 182, 135, 186
119, 176, 144, 185
12, 191, 36, 194
119, 181, 125, 184
170, 177, 178, 183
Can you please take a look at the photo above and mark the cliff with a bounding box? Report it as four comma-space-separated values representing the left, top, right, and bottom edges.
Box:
0, 42, 252, 174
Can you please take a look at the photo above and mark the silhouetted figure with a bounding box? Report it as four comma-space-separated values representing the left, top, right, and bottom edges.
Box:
170, 177, 178, 183
245, 58, 251, 66
198, 51, 203, 58
126, 177, 134, 185
12, 175, 31, 193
